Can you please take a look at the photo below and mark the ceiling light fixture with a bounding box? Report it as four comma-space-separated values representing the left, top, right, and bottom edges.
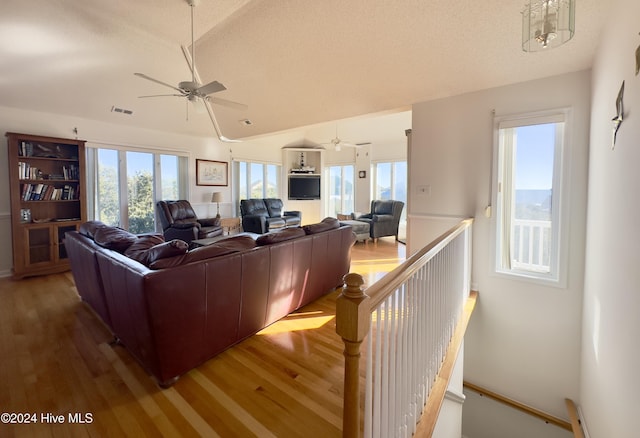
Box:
522, 0, 575, 52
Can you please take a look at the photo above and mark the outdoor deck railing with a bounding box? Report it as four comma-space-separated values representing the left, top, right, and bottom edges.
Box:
512, 219, 551, 272
336, 218, 473, 437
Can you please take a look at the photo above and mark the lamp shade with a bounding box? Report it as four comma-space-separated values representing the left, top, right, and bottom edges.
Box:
211, 192, 223, 203
522, 0, 575, 52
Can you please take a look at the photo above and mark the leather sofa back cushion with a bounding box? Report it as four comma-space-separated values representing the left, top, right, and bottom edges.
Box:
79, 220, 108, 239
167, 200, 197, 222
149, 234, 258, 269
93, 226, 139, 252
214, 235, 258, 251
374, 200, 394, 215
124, 235, 189, 266
264, 198, 284, 217
241, 199, 269, 217
303, 217, 340, 235
256, 227, 306, 245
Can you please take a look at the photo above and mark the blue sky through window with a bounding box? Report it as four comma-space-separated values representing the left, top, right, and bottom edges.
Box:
515, 123, 555, 190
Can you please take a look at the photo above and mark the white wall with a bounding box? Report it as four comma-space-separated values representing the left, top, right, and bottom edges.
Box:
410, 70, 591, 427
0, 105, 227, 276
581, 0, 640, 436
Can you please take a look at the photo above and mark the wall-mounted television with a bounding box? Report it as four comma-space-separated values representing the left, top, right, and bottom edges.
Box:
288, 175, 321, 200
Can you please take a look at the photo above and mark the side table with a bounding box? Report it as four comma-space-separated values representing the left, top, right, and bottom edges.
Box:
220, 217, 241, 235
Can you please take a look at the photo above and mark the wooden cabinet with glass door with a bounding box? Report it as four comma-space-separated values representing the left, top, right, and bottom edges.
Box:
6, 132, 87, 279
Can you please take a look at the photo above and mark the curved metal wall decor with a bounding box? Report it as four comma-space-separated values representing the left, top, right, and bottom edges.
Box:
611, 80, 625, 149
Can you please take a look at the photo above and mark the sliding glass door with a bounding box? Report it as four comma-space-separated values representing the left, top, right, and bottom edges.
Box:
326, 165, 355, 218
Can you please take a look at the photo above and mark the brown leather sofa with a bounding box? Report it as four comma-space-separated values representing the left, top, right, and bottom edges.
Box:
66, 218, 354, 387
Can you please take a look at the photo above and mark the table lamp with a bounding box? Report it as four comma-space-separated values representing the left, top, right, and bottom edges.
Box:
211, 192, 223, 218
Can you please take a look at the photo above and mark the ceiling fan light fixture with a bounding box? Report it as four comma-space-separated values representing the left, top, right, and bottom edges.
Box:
522, 0, 574, 52
179, 81, 199, 92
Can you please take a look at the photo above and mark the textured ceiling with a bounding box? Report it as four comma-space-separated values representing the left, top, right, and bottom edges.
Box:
0, 0, 609, 144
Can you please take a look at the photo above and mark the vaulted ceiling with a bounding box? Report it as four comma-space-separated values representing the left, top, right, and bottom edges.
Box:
1, 0, 608, 143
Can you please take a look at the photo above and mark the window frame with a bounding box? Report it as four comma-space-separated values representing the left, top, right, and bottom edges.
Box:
372, 160, 407, 222
325, 164, 355, 217
233, 159, 282, 213
491, 108, 571, 287
86, 144, 188, 233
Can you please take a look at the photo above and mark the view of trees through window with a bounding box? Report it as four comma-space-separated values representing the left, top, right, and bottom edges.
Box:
127, 152, 154, 234
92, 148, 186, 234
96, 149, 119, 227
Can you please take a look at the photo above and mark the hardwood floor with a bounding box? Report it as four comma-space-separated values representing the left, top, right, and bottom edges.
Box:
0, 237, 405, 437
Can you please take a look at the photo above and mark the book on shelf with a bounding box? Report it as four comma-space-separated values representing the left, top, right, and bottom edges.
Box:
62, 164, 78, 180
19, 183, 78, 201
19, 141, 34, 157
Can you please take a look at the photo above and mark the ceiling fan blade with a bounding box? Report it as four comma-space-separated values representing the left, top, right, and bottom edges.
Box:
138, 94, 184, 98
341, 142, 362, 149
209, 97, 248, 111
196, 80, 227, 96
134, 73, 184, 94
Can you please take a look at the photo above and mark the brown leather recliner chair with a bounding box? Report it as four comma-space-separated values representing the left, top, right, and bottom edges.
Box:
156, 200, 222, 244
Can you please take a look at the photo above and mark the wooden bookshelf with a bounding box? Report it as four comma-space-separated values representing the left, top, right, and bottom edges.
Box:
6, 132, 87, 279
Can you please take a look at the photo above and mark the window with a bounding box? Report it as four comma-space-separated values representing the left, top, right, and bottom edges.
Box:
234, 160, 281, 204
494, 111, 568, 283
326, 165, 355, 217
374, 161, 407, 202
373, 160, 407, 219
87, 147, 188, 234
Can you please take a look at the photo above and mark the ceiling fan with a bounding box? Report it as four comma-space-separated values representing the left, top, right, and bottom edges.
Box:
134, 0, 246, 142
322, 127, 370, 151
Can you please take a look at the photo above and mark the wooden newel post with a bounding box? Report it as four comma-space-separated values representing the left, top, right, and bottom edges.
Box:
336, 272, 370, 438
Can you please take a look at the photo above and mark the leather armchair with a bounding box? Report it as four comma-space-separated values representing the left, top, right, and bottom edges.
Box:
156, 200, 222, 244
357, 200, 404, 240
240, 198, 301, 234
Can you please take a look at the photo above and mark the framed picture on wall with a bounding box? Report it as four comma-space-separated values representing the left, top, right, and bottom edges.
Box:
196, 159, 228, 186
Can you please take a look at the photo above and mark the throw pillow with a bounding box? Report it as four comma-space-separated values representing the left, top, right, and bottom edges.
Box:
124, 235, 166, 265
149, 235, 257, 269
79, 221, 108, 239
93, 226, 138, 252
145, 239, 189, 264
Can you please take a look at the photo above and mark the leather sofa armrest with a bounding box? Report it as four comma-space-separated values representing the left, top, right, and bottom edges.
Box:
372, 214, 393, 222
242, 215, 267, 234
283, 210, 301, 218
198, 217, 221, 227
359, 213, 373, 220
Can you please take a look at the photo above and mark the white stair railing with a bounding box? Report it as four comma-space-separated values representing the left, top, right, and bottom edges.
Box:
337, 219, 473, 437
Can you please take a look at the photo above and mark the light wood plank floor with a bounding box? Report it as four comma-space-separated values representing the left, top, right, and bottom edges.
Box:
0, 237, 405, 437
